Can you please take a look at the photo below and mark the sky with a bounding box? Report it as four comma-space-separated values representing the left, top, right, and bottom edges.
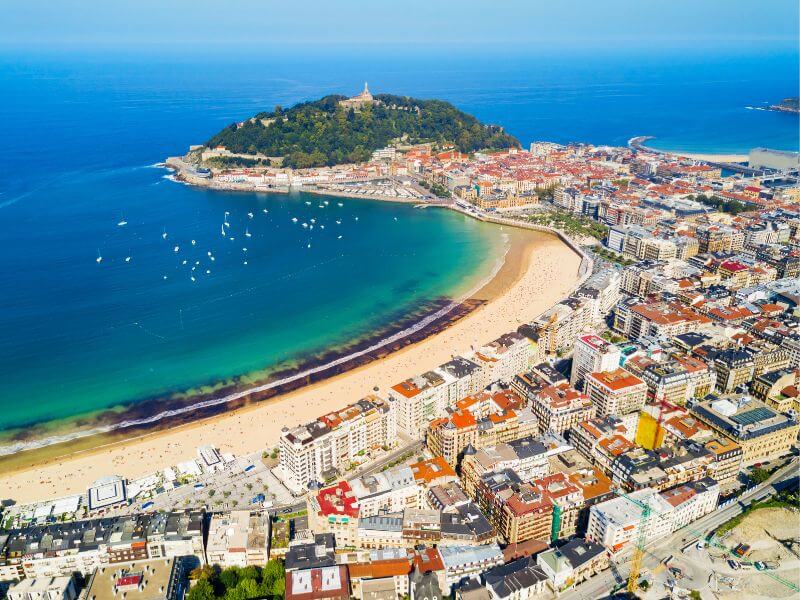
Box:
1, 0, 798, 53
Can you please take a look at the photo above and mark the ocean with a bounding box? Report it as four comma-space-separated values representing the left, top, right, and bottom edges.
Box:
0, 47, 797, 452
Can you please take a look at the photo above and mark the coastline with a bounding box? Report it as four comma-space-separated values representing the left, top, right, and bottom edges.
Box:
627, 136, 749, 163
0, 223, 583, 503
164, 156, 429, 204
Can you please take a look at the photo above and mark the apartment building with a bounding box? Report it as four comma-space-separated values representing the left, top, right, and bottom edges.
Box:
472, 333, 535, 386
427, 403, 538, 469
279, 395, 396, 493
659, 477, 720, 530
307, 481, 360, 548
636, 354, 716, 405
569, 416, 635, 474
613, 300, 712, 342
584, 368, 647, 419
461, 438, 550, 497
585, 489, 674, 553
205, 511, 270, 568
348, 466, 425, 518
531, 382, 595, 435
0, 512, 205, 581
390, 371, 452, 440
473, 470, 554, 545
531, 297, 593, 355
570, 334, 622, 391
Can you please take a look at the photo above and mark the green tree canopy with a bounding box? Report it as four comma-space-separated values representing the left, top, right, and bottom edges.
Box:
205, 94, 520, 168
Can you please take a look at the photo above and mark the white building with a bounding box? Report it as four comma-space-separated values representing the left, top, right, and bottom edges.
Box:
659, 477, 719, 530
7, 577, 78, 600
349, 466, 425, 518
205, 511, 270, 568
278, 395, 396, 493
586, 489, 674, 553
570, 334, 622, 391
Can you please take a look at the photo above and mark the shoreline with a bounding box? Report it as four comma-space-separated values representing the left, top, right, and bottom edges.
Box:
628, 136, 749, 163
0, 220, 583, 503
164, 156, 430, 204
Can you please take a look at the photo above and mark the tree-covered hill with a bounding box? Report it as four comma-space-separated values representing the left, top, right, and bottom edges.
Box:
204, 94, 520, 168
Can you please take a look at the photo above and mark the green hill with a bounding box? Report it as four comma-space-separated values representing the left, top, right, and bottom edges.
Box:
204, 94, 520, 168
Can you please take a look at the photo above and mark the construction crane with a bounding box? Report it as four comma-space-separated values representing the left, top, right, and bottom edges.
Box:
616, 490, 653, 594
615, 487, 800, 596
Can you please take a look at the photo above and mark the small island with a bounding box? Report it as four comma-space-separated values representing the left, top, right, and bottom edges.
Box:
766, 97, 799, 114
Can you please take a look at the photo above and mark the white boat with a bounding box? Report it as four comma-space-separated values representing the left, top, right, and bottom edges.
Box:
247, 212, 254, 219
207, 251, 212, 257
190, 276, 196, 282
96, 249, 103, 263
206, 269, 211, 274
243, 260, 248, 265
262, 208, 268, 214
336, 220, 341, 225
162, 275, 168, 280
337, 202, 343, 207
305, 201, 311, 205
355, 217, 359, 221
337, 235, 342, 239
125, 256, 131, 262
162, 229, 168, 240
182, 260, 187, 265
191, 239, 196, 245
229, 236, 235, 241
117, 219, 127, 227
242, 247, 248, 252
220, 224, 225, 236
210, 256, 215, 262
310, 218, 316, 224
292, 217, 298, 223
173, 245, 179, 252
302, 223, 308, 228
245, 228, 252, 238
320, 225, 325, 229
307, 243, 311, 248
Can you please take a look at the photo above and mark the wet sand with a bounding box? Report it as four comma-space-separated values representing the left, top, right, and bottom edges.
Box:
0, 226, 582, 503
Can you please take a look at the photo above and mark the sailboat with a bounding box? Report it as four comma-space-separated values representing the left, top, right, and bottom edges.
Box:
245, 227, 252, 238
247, 212, 254, 219
96, 249, 103, 263
173, 245, 180, 252
220, 223, 226, 237
125, 256, 131, 263
162, 228, 168, 240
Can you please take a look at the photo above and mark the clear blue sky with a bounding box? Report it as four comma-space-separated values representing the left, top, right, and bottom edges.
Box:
1, 0, 798, 52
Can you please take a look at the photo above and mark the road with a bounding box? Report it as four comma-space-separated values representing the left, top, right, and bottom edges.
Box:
561, 457, 799, 600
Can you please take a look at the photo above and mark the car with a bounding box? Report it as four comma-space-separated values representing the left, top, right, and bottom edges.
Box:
244, 464, 255, 472
727, 560, 739, 570
251, 493, 266, 504
142, 501, 154, 509
194, 483, 205, 489
754, 561, 766, 571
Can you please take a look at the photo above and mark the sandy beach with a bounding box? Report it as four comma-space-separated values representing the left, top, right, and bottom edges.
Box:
671, 151, 749, 163
0, 225, 582, 503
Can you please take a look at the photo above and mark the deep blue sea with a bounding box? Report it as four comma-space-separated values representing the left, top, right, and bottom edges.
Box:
0, 47, 797, 450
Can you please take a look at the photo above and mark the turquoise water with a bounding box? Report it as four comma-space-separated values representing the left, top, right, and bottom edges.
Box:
0, 48, 797, 449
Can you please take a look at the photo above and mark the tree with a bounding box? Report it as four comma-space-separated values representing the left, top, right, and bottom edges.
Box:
751, 467, 771, 484
689, 591, 702, 600
187, 579, 216, 600
263, 559, 284, 587
271, 576, 285, 597
219, 567, 240, 590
